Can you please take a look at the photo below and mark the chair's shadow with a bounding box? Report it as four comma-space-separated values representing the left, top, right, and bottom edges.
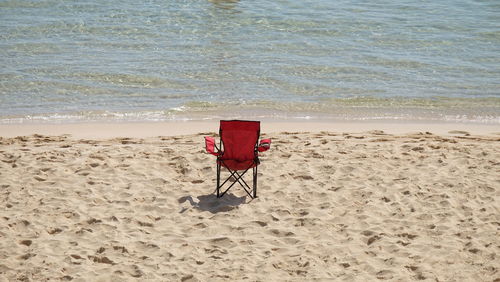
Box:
178, 193, 248, 214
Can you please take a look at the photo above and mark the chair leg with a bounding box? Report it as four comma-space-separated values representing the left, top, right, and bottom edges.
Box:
253, 166, 258, 198
216, 162, 221, 198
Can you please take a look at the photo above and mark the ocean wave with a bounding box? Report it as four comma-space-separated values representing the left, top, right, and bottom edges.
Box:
2, 97, 499, 124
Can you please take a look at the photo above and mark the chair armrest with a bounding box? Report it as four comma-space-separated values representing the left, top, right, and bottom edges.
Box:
258, 138, 271, 152
205, 137, 219, 156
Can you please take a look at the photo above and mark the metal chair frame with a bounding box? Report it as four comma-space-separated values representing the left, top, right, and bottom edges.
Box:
216, 159, 258, 198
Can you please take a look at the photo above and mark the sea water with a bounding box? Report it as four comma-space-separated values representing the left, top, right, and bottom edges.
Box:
1, 0, 499, 123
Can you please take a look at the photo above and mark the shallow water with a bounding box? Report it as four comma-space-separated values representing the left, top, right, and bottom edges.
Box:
1, 0, 499, 123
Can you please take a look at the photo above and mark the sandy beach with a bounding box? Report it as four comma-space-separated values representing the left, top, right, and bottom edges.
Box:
0, 121, 499, 281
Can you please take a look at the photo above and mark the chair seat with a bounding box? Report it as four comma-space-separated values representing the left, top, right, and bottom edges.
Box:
218, 159, 257, 171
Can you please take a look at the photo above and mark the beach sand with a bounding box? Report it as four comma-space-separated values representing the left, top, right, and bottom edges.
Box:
0, 122, 499, 281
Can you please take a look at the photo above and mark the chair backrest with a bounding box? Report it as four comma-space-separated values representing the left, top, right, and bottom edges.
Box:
220, 120, 260, 161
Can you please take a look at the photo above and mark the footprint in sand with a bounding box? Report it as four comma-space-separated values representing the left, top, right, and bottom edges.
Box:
19, 240, 32, 246
397, 233, 418, 240
376, 270, 394, 280
293, 174, 314, 180
34, 175, 46, 181
367, 235, 382, 246
88, 255, 115, 264
209, 237, 236, 248
47, 227, 63, 234
86, 218, 102, 224
19, 253, 36, 260
113, 245, 129, 253
251, 220, 268, 227
137, 220, 154, 227
448, 130, 470, 136
127, 265, 144, 278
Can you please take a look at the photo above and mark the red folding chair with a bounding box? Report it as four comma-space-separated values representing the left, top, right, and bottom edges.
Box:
205, 120, 271, 198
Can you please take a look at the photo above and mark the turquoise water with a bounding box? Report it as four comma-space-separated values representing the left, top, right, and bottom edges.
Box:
1, 0, 499, 123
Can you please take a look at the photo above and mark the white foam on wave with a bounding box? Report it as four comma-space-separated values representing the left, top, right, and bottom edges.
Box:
1, 106, 499, 125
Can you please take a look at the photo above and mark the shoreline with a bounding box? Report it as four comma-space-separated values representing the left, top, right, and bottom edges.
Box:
0, 120, 499, 139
